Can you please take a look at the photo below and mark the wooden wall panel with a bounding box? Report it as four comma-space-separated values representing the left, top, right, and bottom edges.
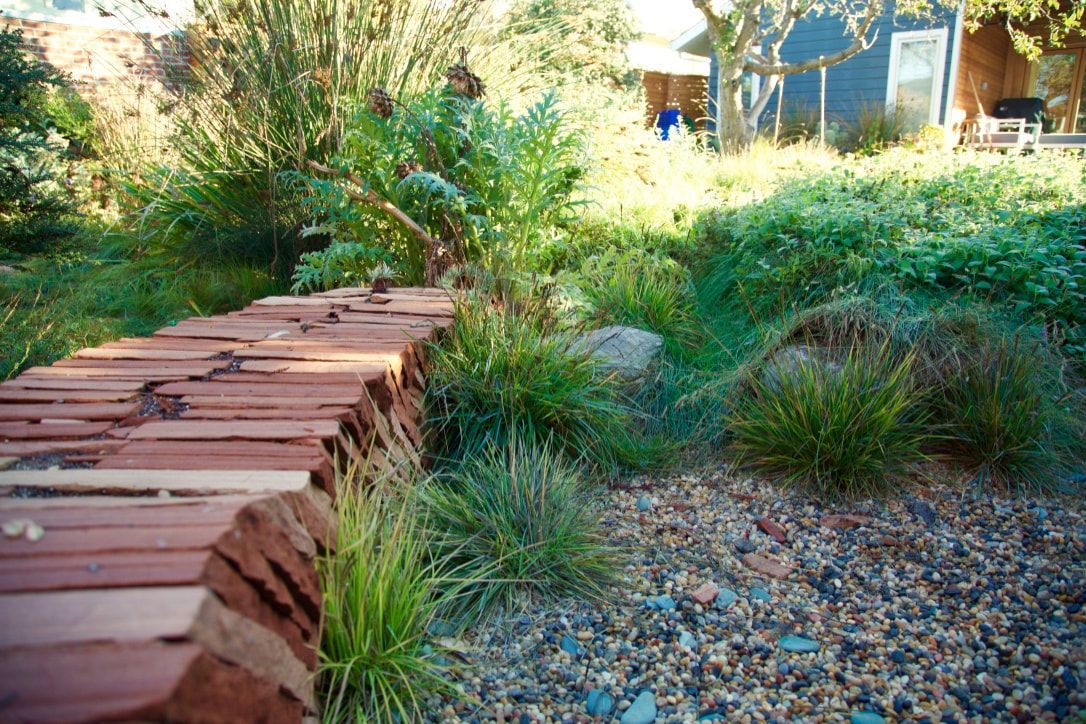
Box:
642, 71, 709, 128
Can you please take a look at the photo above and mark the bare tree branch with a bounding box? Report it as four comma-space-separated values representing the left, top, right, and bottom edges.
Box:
306, 160, 440, 251
745, 0, 884, 75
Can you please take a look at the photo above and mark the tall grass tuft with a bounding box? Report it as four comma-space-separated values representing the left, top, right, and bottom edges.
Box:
420, 438, 618, 620
126, 0, 540, 272
579, 250, 701, 359
318, 463, 452, 723
728, 344, 927, 500
939, 338, 1081, 493
425, 295, 636, 470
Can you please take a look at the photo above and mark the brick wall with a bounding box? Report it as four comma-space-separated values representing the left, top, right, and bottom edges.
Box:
0, 16, 188, 88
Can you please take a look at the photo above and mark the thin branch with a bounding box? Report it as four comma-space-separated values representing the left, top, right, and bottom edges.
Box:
307, 159, 440, 251
745, 0, 884, 76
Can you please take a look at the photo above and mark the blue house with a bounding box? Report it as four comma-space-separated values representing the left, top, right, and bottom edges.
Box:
670, 2, 1086, 143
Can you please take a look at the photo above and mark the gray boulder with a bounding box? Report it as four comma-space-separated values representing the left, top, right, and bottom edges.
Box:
762, 344, 842, 387
573, 325, 663, 380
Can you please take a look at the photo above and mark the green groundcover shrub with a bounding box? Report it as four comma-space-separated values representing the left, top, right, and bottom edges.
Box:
0, 28, 80, 255
699, 149, 1086, 361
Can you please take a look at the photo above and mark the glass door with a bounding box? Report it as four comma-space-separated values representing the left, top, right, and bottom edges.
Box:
887, 30, 949, 132
1029, 50, 1084, 133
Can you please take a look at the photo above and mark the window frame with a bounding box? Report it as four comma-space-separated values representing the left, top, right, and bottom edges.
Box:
885, 27, 950, 127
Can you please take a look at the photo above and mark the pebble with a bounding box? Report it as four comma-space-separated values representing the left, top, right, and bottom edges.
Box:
636, 496, 651, 511
620, 691, 657, 724
850, 713, 885, 724
586, 689, 614, 716
438, 467, 1086, 722
715, 587, 740, 608
559, 634, 581, 656
778, 635, 820, 653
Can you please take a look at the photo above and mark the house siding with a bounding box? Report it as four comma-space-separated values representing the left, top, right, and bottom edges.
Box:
708, 2, 957, 130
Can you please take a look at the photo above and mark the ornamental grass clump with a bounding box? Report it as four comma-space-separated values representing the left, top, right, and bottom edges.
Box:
728, 344, 927, 500
939, 337, 1083, 493
318, 464, 454, 723
425, 295, 636, 470
420, 438, 619, 620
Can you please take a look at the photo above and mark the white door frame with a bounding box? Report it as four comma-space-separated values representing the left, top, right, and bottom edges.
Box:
886, 27, 950, 126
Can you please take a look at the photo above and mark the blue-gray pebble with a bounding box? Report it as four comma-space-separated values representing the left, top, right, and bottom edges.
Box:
620, 691, 657, 724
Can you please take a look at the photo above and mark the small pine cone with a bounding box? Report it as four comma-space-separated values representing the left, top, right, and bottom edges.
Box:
368, 87, 393, 119
395, 161, 422, 179
446, 63, 485, 99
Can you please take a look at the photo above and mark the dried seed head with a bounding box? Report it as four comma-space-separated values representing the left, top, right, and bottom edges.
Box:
368, 87, 393, 118
446, 63, 485, 99
395, 160, 423, 180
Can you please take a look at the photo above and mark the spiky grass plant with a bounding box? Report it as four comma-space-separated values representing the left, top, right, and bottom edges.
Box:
939, 337, 1082, 493
579, 250, 701, 359
318, 464, 453, 723
728, 344, 927, 500
420, 437, 619, 620
425, 295, 637, 470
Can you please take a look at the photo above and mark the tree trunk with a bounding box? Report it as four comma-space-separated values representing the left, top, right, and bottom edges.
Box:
717, 67, 754, 153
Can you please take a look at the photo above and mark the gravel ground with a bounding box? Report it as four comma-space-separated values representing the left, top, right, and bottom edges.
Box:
436, 468, 1086, 723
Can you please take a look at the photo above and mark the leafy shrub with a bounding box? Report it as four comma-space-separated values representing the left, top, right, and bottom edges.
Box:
728, 344, 927, 500
577, 249, 700, 357
699, 150, 1086, 360
304, 89, 584, 283
125, 0, 525, 273
425, 295, 635, 470
420, 438, 618, 619
319, 465, 454, 722
0, 28, 79, 255
291, 239, 390, 293
938, 338, 1083, 493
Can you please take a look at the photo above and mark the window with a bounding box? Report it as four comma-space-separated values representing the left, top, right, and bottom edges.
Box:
1028, 50, 1085, 133
52, 0, 86, 11
886, 29, 949, 132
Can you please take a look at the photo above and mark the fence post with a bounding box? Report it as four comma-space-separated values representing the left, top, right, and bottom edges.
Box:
819, 58, 826, 148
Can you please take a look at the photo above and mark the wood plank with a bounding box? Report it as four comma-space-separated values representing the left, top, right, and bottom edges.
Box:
0, 468, 312, 495
0, 439, 127, 457
125, 420, 341, 441
238, 360, 388, 375
19, 366, 217, 380
0, 642, 303, 723
0, 387, 140, 402
1, 378, 144, 392
0, 421, 114, 439
0, 403, 141, 421
75, 347, 218, 361
180, 407, 353, 420
52, 359, 232, 370
232, 348, 405, 362
155, 381, 370, 397
179, 395, 361, 408
0, 586, 313, 706
99, 337, 239, 352
250, 295, 339, 307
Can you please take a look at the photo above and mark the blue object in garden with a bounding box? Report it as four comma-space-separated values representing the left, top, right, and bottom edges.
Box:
656, 108, 682, 140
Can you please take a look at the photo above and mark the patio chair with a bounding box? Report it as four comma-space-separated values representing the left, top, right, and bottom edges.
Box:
967, 97, 1045, 149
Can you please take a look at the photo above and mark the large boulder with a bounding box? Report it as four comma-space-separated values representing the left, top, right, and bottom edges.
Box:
573, 325, 663, 380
